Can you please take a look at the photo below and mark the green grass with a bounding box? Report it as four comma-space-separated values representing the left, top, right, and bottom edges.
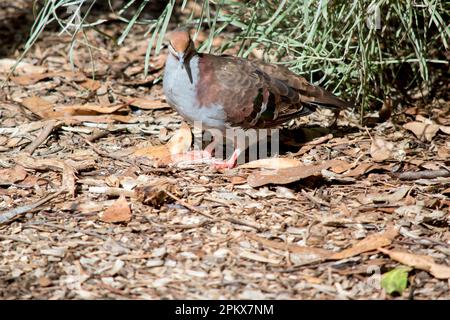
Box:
17, 0, 450, 113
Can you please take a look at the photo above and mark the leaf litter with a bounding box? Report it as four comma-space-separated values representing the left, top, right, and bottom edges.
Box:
0, 15, 449, 300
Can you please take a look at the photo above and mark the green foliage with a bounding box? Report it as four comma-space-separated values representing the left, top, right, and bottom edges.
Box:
24, 0, 449, 112
381, 267, 411, 295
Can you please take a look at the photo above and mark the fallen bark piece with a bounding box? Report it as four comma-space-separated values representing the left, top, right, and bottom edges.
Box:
99, 195, 132, 223
397, 169, 450, 180
378, 248, 450, 280
0, 165, 27, 185
247, 159, 343, 187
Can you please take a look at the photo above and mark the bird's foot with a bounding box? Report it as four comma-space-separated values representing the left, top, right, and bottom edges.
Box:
212, 149, 241, 170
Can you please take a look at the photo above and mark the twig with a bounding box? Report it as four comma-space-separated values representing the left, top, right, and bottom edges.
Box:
224, 215, 262, 231
164, 190, 262, 231
23, 120, 60, 155
163, 190, 216, 219
82, 137, 135, 165
291, 134, 333, 156
0, 190, 64, 225
397, 169, 450, 180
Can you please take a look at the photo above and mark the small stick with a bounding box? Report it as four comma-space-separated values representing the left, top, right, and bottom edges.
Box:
397, 169, 450, 180
164, 190, 262, 231
300, 133, 334, 147
0, 190, 64, 225
82, 137, 134, 164
23, 120, 60, 155
163, 190, 216, 219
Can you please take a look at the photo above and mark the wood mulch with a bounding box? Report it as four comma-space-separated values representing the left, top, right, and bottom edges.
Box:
0, 14, 449, 300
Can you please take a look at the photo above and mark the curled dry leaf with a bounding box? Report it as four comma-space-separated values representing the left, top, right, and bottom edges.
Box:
370, 137, 394, 162
378, 248, 450, 280
247, 159, 343, 187
133, 123, 192, 165
364, 186, 411, 204
119, 96, 170, 110
0, 166, 27, 185
343, 163, 384, 177
21, 96, 133, 123
99, 195, 131, 223
239, 157, 302, 169
10, 71, 85, 85
403, 121, 440, 141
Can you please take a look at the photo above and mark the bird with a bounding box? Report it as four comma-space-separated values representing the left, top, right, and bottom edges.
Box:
163, 29, 353, 168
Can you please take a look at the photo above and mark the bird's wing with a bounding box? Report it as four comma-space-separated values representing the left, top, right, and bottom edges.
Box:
198, 54, 317, 129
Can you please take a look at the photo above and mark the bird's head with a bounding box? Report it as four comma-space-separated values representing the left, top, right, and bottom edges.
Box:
167, 29, 196, 83
167, 29, 196, 66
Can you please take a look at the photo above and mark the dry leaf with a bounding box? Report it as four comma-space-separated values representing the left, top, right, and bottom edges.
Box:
403, 121, 440, 141
329, 226, 398, 260
365, 186, 410, 204
10, 71, 85, 85
240, 158, 302, 169
79, 79, 101, 91
0, 166, 27, 185
247, 159, 343, 187
228, 176, 247, 185
134, 123, 192, 164
370, 137, 394, 162
0, 58, 47, 74
329, 160, 354, 174
122, 97, 170, 110
247, 234, 331, 257
344, 163, 382, 177
11, 73, 54, 85
22, 96, 132, 123
378, 248, 450, 280
99, 195, 131, 223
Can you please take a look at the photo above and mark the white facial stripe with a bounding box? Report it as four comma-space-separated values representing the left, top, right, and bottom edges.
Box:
168, 43, 178, 58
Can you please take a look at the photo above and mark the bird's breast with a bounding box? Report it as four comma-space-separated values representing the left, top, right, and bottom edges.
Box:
163, 56, 227, 130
